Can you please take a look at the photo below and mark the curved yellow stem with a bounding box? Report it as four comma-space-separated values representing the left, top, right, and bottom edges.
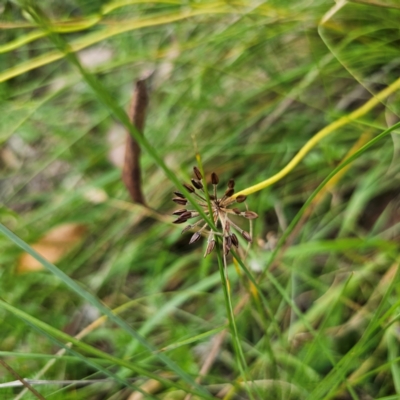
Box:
0, 16, 101, 54
234, 75, 400, 198
0, 7, 228, 83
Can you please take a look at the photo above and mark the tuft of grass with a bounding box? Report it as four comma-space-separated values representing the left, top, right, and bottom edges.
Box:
1, 0, 400, 399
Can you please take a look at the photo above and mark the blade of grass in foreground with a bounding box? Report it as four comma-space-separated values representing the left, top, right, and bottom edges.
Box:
0, 299, 159, 399
0, 223, 212, 399
0, 298, 219, 398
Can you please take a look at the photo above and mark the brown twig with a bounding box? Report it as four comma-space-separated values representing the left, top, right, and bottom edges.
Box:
0, 358, 46, 400
122, 77, 148, 205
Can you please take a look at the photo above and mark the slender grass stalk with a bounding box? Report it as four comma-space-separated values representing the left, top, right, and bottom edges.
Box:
232, 258, 280, 385
214, 242, 256, 400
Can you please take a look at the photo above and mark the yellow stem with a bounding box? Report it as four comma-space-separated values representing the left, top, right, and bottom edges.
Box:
234, 75, 400, 198
0, 7, 228, 83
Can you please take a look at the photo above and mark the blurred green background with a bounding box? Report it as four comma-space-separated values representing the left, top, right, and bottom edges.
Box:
1, 0, 400, 399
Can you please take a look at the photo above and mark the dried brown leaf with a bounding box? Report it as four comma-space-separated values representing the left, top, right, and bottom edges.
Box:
18, 223, 86, 273
122, 78, 148, 205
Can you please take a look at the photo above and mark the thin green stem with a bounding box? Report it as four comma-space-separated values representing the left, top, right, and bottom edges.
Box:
215, 243, 255, 400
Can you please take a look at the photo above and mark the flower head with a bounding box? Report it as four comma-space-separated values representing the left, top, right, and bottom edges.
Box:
172, 167, 258, 257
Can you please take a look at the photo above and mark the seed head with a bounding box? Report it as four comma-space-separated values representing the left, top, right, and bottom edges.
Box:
172, 167, 258, 256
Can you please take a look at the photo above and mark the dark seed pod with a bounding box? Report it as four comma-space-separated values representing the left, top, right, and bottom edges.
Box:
228, 179, 235, 189
173, 198, 187, 205
180, 211, 193, 219
244, 211, 258, 220
189, 232, 201, 244
209, 195, 216, 200
173, 216, 189, 224
183, 183, 195, 193
232, 208, 241, 215
225, 235, 232, 249
191, 179, 203, 190
225, 188, 234, 197
204, 239, 216, 257
193, 166, 203, 180
231, 233, 239, 247
211, 172, 219, 185
236, 195, 247, 203
241, 230, 252, 242
181, 225, 192, 234
172, 208, 187, 215
173, 191, 186, 199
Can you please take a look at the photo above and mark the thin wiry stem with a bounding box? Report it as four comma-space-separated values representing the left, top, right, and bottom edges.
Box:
215, 243, 255, 400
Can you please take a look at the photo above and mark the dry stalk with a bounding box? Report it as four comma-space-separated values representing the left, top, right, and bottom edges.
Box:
0, 358, 46, 400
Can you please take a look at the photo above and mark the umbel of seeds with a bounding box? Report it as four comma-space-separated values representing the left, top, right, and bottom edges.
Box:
172, 167, 258, 257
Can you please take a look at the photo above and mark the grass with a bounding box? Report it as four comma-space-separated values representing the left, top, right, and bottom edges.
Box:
1, 0, 400, 399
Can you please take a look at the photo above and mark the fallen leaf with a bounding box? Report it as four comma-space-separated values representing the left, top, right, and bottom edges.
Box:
18, 223, 86, 273
122, 77, 148, 205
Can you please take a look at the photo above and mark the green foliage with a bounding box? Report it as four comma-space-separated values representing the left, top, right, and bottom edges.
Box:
1, 0, 400, 399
